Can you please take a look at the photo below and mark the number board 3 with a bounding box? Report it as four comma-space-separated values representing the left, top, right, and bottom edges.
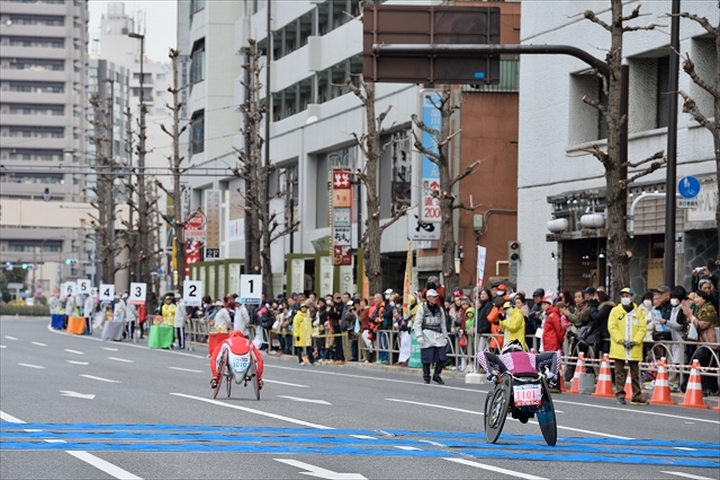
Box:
129, 282, 147, 305
183, 280, 202, 306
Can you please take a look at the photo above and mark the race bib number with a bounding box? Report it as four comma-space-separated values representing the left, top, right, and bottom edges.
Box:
231, 355, 250, 373
513, 384, 542, 407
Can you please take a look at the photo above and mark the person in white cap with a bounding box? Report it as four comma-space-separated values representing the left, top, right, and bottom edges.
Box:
125, 293, 138, 342
413, 289, 449, 384
174, 292, 187, 349
82, 292, 95, 335
213, 300, 232, 331
233, 298, 251, 337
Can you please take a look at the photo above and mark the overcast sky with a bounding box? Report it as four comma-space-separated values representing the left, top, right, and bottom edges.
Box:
88, 0, 178, 63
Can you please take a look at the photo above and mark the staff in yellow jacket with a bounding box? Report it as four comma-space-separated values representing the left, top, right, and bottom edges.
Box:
607, 287, 647, 405
499, 301, 527, 351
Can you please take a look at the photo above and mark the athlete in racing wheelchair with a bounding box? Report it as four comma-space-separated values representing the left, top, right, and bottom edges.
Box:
477, 339, 559, 446
209, 330, 264, 390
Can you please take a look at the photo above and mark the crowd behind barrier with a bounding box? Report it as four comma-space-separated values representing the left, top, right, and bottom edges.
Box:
44, 267, 720, 402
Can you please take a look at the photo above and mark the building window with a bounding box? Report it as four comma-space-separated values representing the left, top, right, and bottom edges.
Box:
190, 0, 206, 15
132, 73, 153, 84
190, 109, 204, 154
190, 38, 205, 84
7, 60, 64, 71
656, 55, 670, 129
568, 73, 608, 145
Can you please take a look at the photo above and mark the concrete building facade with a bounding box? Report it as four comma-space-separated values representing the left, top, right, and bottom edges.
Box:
0, 0, 90, 297
517, 0, 718, 297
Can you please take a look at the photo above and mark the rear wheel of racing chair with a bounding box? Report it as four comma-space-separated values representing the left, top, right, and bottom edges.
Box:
226, 356, 233, 398
213, 351, 227, 399
250, 361, 260, 400
484, 373, 512, 444
537, 379, 558, 447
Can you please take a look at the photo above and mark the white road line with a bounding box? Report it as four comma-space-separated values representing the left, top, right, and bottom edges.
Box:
444, 458, 548, 480
553, 399, 720, 425
672, 447, 697, 451
420, 439, 446, 448
387, 398, 632, 440
170, 393, 334, 430
168, 367, 203, 373
80, 374, 120, 383
4, 336, 18, 341
0, 410, 26, 424
1, 410, 141, 479
395, 446, 422, 451
262, 379, 308, 388
67, 360, 89, 365
17, 363, 45, 369
661, 472, 717, 480
64, 349, 84, 355
107, 357, 134, 363
0, 345, 6, 348
276, 395, 331, 405
31, 342, 47, 347
102, 347, 119, 351
350, 435, 377, 440
67, 451, 142, 480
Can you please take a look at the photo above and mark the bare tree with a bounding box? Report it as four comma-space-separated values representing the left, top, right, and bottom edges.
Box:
159, 48, 189, 291
231, 39, 299, 297
88, 92, 124, 283
411, 86, 481, 292
675, 8, 720, 266
581, 0, 667, 294
345, 75, 409, 294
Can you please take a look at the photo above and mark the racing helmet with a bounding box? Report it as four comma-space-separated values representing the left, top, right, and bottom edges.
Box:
229, 330, 245, 339
501, 339, 524, 355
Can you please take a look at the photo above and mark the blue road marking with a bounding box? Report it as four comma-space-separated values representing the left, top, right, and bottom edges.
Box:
2, 422, 718, 468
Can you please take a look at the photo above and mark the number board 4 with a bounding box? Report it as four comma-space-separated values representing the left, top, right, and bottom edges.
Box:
183, 280, 202, 306
129, 282, 147, 304
239, 274, 262, 304
99, 284, 114, 301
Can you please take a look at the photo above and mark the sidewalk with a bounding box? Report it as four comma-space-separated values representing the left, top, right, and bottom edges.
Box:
264, 352, 720, 408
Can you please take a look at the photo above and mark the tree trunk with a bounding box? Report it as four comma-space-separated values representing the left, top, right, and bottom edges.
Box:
715, 25, 720, 267
438, 86, 458, 291
170, 50, 185, 291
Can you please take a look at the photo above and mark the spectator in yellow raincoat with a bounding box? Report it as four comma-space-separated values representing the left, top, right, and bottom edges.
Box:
499, 300, 527, 351
293, 302, 313, 365
161, 295, 177, 326
607, 287, 647, 405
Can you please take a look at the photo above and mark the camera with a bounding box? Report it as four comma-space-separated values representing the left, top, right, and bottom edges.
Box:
694, 267, 704, 274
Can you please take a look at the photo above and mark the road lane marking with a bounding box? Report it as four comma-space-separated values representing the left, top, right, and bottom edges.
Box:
673, 447, 697, 451
395, 446, 422, 451
553, 400, 720, 425
31, 342, 47, 347
420, 439, 446, 447
0, 345, 6, 348
102, 347, 119, 351
108, 357, 134, 363
64, 349, 84, 355
168, 367, 203, 373
1, 411, 141, 479
80, 374, 120, 383
17, 363, 44, 369
171, 393, 334, 430
67, 451, 142, 480
444, 458, 548, 480
4, 336, 18, 341
263, 379, 308, 388
67, 360, 89, 365
661, 472, 717, 480
387, 398, 633, 440
60, 390, 96, 400
277, 395, 331, 405
351, 435, 377, 440
274, 459, 367, 480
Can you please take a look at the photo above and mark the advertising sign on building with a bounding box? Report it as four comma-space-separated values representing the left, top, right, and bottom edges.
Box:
204, 190, 221, 259
331, 169, 353, 266
418, 90, 442, 223
183, 211, 206, 240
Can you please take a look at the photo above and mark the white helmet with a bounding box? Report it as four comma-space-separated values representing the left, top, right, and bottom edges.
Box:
501, 339, 524, 355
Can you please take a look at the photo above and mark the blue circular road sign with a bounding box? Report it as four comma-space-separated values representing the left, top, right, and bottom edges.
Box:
678, 176, 701, 199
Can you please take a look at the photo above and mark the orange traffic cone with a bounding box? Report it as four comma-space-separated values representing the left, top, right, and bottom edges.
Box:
713, 402, 720, 412
592, 354, 615, 398
680, 360, 709, 409
567, 352, 586, 395
623, 369, 633, 399
649, 357, 675, 405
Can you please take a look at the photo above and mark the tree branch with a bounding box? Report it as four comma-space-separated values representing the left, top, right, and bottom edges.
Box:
672, 11, 717, 36
679, 90, 717, 131
583, 9, 611, 31
682, 53, 720, 100
378, 205, 409, 236
448, 159, 482, 190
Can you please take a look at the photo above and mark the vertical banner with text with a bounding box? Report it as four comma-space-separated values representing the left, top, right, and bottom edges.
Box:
331, 169, 353, 266
204, 190, 221, 259
419, 90, 442, 223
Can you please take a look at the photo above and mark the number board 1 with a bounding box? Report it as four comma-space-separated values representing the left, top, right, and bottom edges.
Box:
129, 282, 147, 305
183, 280, 202, 306
239, 274, 262, 304
99, 284, 114, 301
76, 279, 91, 294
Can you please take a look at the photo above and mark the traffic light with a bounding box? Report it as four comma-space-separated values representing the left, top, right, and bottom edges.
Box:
65, 259, 79, 265
22, 263, 27, 269
508, 241, 521, 262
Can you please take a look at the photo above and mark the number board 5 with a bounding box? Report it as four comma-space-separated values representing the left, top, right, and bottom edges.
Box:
183, 280, 202, 307
129, 282, 147, 305
77, 279, 91, 294
239, 274, 262, 304
99, 284, 114, 301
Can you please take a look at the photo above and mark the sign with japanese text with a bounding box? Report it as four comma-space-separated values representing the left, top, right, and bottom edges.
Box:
419, 90, 442, 223
331, 169, 354, 265
319, 255, 334, 296
183, 211, 206, 240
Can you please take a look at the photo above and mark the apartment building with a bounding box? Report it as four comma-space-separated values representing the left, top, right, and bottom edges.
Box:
0, 0, 90, 296
517, 0, 718, 295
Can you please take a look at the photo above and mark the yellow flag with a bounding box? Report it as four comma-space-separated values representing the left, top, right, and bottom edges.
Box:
402, 243, 413, 316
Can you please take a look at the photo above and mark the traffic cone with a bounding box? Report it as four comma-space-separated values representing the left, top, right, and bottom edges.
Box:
679, 359, 709, 409
649, 357, 675, 405
592, 354, 615, 398
623, 369, 633, 399
567, 352, 586, 395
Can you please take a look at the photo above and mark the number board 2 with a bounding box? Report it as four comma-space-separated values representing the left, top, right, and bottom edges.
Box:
99, 284, 114, 301
183, 280, 202, 306
129, 282, 147, 305
239, 274, 262, 304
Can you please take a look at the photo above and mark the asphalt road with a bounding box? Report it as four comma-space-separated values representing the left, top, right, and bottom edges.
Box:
1, 315, 718, 480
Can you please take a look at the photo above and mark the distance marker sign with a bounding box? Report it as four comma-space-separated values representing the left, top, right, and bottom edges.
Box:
99, 284, 114, 301
183, 280, 202, 307
239, 274, 262, 304
129, 282, 147, 305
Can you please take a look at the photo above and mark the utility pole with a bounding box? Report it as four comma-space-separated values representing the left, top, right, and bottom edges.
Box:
123, 106, 136, 280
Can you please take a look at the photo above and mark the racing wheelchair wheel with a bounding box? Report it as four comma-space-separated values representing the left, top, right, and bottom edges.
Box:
213, 351, 227, 400
537, 380, 558, 447
225, 358, 233, 398
484, 373, 511, 444
250, 361, 260, 400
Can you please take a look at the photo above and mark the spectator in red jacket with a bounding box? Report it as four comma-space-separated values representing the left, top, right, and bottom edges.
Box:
541, 295, 565, 353
420, 276, 446, 302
